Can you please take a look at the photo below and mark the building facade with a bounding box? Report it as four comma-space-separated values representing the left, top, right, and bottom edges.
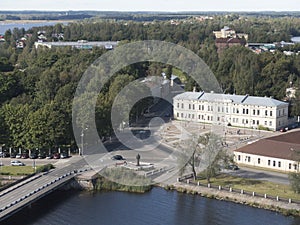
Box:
234, 132, 300, 173
173, 92, 289, 131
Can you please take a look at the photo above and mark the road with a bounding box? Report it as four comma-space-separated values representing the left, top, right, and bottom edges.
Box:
223, 166, 290, 185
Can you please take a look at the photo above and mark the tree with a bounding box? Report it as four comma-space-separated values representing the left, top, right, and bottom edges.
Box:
177, 132, 228, 181
289, 173, 300, 194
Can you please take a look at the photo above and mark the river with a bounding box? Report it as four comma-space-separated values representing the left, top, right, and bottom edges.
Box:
2, 188, 299, 225
0, 21, 68, 34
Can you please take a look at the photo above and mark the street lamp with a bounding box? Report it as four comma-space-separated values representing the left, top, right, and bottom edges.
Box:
80, 127, 88, 156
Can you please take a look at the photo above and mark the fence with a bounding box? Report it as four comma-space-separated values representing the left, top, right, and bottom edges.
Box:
177, 174, 300, 205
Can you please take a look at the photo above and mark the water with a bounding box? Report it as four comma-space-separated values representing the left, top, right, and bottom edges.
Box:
0, 21, 66, 34
2, 188, 299, 225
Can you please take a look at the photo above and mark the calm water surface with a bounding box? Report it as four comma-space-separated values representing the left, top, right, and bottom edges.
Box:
0, 22, 67, 34
2, 188, 299, 225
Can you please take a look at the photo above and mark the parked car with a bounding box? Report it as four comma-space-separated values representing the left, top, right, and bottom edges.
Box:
46, 154, 53, 159
111, 155, 125, 160
10, 152, 17, 158
30, 153, 38, 159
0, 152, 10, 158
21, 153, 29, 159
38, 153, 46, 159
60, 152, 69, 159
16, 153, 22, 159
53, 153, 60, 159
226, 164, 239, 170
11, 160, 25, 166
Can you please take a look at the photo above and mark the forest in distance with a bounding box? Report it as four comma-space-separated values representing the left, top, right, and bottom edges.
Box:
0, 13, 300, 151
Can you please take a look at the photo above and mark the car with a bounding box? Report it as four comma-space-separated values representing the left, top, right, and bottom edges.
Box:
21, 153, 29, 159
38, 153, 46, 159
30, 153, 38, 159
0, 152, 10, 158
11, 160, 25, 166
111, 155, 125, 160
46, 154, 53, 159
60, 152, 69, 159
53, 153, 60, 159
16, 153, 22, 159
10, 152, 17, 158
227, 164, 239, 170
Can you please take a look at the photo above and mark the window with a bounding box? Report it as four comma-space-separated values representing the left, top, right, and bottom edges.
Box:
233, 108, 235, 113
278, 161, 281, 168
257, 120, 259, 125
198, 115, 201, 119
269, 121, 272, 126
177, 113, 179, 117
246, 109, 249, 114
208, 106, 210, 111
248, 156, 251, 162
258, 158, 261, 164
289, 163, 291, 170
199, 105, 201, 110
268, 160, 271, 166
192, 114, 194, 119
253, 109, 255, 115
270, 111, 273, 117
253, 120, 255, 125
265, 110, 268, 116
181, 103, 184, 109
202, 105, 204, 111
265, 121, 267, 126
189, 104, 191, 110
278, 110, 281, 116
177, 103, 179, 108
237, 109, 239, 114
257, 110, 260, 115
238, 155, 241, 161
273, 161, 276, 167
243, 108, 245, 114
226, 107, 228, 113
181, 113, 184, 118
192, 104, 195, 110
294, 164, 297, 170
283, 109, 285, 115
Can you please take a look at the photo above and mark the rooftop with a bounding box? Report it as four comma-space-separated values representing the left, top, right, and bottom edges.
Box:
234, 131, 300, 161
174, 92, 288, 107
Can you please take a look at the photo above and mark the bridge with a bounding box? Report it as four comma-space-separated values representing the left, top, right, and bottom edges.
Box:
0, 157, 90, 222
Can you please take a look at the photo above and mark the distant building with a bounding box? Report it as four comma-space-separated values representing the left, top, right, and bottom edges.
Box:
34, 41, 119, 50
234, 131, 300, 173
215, 37, 246, 53
213, 26, 248, 41
173, 91, 290, 131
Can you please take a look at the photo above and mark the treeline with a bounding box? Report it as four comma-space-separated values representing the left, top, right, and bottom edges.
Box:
0, 15, 300, 150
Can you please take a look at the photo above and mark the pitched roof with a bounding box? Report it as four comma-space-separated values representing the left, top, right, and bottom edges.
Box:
174, 92, 288, 107
234, 131, 300, 161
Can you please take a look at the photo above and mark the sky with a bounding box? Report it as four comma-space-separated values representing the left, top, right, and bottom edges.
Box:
0, 0, 299, 11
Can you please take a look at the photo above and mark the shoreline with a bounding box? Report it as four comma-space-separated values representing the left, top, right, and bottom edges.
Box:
0, 19, 74, 25
157, 182, 300, 217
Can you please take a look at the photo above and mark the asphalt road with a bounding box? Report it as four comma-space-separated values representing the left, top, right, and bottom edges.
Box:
223, 166, 290, 185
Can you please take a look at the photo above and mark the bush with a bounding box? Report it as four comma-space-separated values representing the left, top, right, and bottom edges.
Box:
36, 164, 55, 173
289, 172, 300, 193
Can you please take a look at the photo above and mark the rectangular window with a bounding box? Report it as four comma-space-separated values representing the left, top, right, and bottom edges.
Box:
268, 160, 271, 166
202, 105, 204, 111
258, 158, 260, 164
177, 103, 179, 108
269, 121, 272, 126
226, 107, 228, 113
233, 108, 235, 113
252, 120, 255, 125
265, 121, 267, 126
283, 109, 285, 115
265, 110, 268, 116
273, 161, 276, 167
198, 115, 201, 119
289, 163, 291, 169
257, 110, 260, 115
237, 109, 239, 114
189, 104, 191, 110
177, 113, 179, 117
278, 110, 281, 116
253, 109, 255, 115
278, 161, 281, 168
199, 105, 201, 110
257, 120, 259, 125
270, 111, 273, 117
238, 155, 241, 161
248, 156, 251, 162
243, 108, 245, 114
192, 104, 195, 110
294, 164, 297, 170
246, 109, 249, 114
181, 103, 184, 109
181, 113, 184, 118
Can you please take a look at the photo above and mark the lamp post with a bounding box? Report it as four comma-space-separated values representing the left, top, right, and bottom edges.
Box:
81, 129, 84, 156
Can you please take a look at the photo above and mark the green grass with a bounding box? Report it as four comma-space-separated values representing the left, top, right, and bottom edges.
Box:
197, 174, 300, 201
0, 166, 40, 176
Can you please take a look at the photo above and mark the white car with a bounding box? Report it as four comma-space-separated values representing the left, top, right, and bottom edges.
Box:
11, 160, 25, 166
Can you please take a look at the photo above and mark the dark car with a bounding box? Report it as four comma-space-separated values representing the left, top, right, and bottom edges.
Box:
30, 153, 38, 159
38, 153, 46, 159
227, 164, 239, 170
111, 155, 125, 160
60, 152, 69, 159
21, 153, 29, 159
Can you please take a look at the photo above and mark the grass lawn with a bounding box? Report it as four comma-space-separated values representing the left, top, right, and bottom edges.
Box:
197, 173, 300, 201
0, 166, 40, 176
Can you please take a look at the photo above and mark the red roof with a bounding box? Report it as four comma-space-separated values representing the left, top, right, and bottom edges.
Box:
234, 131, 300, 161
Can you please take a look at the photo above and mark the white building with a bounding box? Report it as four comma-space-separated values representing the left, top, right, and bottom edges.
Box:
173, 91, 289, 131
234, 132, 300, 173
